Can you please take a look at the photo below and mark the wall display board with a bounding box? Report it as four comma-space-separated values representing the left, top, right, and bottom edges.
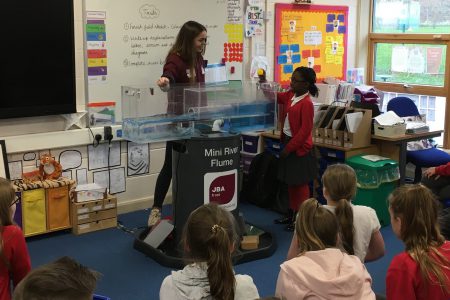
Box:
85, 0, 244, 120
274, 4, 348, 85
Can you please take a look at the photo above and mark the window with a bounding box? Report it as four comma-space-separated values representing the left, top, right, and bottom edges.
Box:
368, 0, 450, 147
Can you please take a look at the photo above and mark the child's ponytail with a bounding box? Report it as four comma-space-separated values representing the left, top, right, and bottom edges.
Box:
182, 203, 237, 300
296, 198, 339, 254
322, 164, 357, 255
207, 224, 235, 300
335, 198, 355, 255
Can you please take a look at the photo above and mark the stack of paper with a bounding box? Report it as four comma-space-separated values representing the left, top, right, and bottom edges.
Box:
406, 122, 429, 133
373, 111, 404, 126
345, 112, 363, 133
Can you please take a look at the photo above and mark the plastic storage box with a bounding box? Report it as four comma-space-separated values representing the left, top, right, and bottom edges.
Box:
264, 137, 283, 157
240, 152, 256, 175
241, 132, 260, 154
121, 82, 279, 143
346, 155, 400, 227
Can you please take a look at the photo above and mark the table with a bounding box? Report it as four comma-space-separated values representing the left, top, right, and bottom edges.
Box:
260, 131, 379, 159
371, 130, 444, 184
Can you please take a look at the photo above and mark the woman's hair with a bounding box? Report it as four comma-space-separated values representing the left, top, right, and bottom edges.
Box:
322, 164, 356, 255
389, 184, 450, 293
168, 20, 206, 82
296, 198, 339, 254
294, 66, 319, 97
0, 177, 15, 269
182, 203, 238, 300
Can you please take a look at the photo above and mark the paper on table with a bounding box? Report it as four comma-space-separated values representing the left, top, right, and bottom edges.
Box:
374, 111, 403, 126
345, 112, 363, 133
362, 155, 389, 162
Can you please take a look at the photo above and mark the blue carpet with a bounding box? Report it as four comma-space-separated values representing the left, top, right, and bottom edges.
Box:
26, 202, 402, 299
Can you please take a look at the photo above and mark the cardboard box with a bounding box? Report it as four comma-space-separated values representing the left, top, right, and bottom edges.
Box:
241, 235, 259, 250
343, 109, 372, 148
374, 123, 406, 138
324, 107, 347, 145
74, 183, 107, 202
314, 105, 336, 144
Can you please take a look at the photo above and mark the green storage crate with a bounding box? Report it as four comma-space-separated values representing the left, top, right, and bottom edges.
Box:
346, 155, 400, 227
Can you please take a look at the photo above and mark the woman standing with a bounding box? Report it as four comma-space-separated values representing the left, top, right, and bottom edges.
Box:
148, 21, 207, 227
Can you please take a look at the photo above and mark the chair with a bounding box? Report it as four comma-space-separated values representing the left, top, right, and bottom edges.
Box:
387, 96, 450, 183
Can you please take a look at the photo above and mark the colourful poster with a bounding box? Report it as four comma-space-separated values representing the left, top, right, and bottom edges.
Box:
86, 11, 108, 84
274, 4, 348, 85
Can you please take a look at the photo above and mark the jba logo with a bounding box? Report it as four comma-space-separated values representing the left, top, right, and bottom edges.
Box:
204, 170, 237, 209
211, 186, 225, 193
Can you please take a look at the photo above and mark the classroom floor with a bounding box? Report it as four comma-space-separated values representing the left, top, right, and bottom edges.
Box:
26, 201, 403, 299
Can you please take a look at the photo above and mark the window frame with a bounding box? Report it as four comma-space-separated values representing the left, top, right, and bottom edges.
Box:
368, 1, 450, 148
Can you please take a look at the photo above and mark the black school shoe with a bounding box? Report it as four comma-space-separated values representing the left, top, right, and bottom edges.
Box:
285, 223, 295, 231
274, 216, 291, 224
274, 209, 293, 224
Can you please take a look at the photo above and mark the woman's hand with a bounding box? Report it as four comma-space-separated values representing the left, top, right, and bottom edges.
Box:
156, 77, 170, 88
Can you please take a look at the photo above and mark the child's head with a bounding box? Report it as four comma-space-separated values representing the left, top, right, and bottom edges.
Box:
13, 256, 99, 300
322, 164, 357, 202
0, 177, 15, 226
290, 66, 318, 97
389, 184, 444, 246
171, 20, 207, 61
389, 184, 449, 292
322, 164, 356, 255
296, 198, 339, 254
183, 203, 238, 300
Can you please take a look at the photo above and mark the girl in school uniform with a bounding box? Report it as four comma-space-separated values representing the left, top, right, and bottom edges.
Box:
386, 184, 450, 300
287, 164, 385, 262
276, 198, 376, 300
148, 21, 208, 227
0, 178, 31, 300
274, 66, 319, 231
159, 203, 259, 300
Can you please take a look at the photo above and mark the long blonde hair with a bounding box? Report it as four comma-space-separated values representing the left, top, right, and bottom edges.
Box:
296, 198, 339, 255
389, 184, 450, 293
182, 203, 238, 300
322, 164, 356, 255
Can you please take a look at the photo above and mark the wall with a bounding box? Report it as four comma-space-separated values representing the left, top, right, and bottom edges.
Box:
1, 0, 364, 213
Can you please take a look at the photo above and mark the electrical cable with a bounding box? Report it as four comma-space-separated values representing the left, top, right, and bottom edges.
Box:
88, 127, 101, 147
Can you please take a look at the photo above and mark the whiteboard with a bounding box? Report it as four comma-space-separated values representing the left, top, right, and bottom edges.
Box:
85, 0, 244, 120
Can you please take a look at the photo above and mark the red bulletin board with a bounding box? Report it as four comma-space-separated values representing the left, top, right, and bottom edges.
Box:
274, 4, 348, 85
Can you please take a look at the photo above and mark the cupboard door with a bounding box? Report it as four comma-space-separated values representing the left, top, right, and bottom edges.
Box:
22, 189, 46, 236
47, 186, 70, 230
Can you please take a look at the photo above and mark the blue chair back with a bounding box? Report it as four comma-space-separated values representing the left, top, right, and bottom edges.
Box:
386, 97, 420, 117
